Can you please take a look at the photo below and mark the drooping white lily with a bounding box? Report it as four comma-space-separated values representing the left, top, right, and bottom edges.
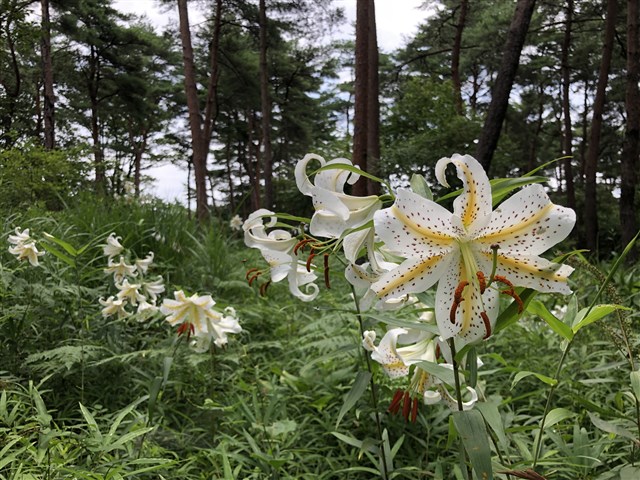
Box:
160, 290, 220, 336
135, 252, 154, 274
9, 241, 45, 266
295, 154, 382, 263
103, 233, 124, 260
116, 278, 146, 306
372, 154, 576, 345
8, 227, 33, 246
345, 251, 402, 311
191, 306, 242, 352
99, 296, 129, 318
243, 209, 319, 302
143, 277, 165, 302
104, 256, 137, 283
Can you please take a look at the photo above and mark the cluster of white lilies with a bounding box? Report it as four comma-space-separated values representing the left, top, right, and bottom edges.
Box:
243, 153, 576, 414
7, 229, 241, 353
99, 233, 241, 351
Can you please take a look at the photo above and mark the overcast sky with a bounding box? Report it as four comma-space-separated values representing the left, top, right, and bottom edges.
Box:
111, 0, 428, 203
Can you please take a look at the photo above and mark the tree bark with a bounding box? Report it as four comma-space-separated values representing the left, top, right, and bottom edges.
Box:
560, 0, 576, 210
366, 0, 380, 195
621, 0, 639, 260
352, 0, 379, 196
259, 0, 274, 209
178, 0, 209, 222
89, 45, 105, 194
451, 0, 469, 116
584, 0, 617, 254
474, 0, 536, 173
41, 0, 55, 149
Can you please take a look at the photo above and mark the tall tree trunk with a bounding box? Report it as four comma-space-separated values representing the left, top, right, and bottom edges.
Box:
89, 45, 105, 194
349, 0, 382, 196
621, 0, 639, 260
474, 0, 536, 172
584, 0, 617, 254
561, 0, 576, 210
41, 0, 55, 149
178, 0, 209, 223
366, 0, 380, 195
203, 0, 222, 153
451, 0, 469, 116
259, 0, 274, 209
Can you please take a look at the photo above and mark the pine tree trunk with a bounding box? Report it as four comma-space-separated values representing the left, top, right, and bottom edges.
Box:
89, 45, 105, 194
41, 0, 55, 149
259, 0, 274, 209
561, 0, 576, 210
177, 0, 209, 223
474, 0, 536, 172
621, 0, 639, 260
352, 0, 370, 196
451, 0, 469, 116
366, 0, 380, 196
584, 0, 617, 254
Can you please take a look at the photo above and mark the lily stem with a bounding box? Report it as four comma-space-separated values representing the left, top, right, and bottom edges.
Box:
448, 338, 472, 480
350, 285, 390, 480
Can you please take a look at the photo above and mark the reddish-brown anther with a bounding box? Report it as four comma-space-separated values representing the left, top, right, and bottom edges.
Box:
476, 271, 486, 294
323, 254, 331, 289
177, 322, 195, 339
245, 267, 259, 280
293, 238, 314, 255
259, 280, 272, 297
450, 280, 469, 324
401, 391, 411, 420
481, 311, 492, 339
248, 271, 262, 286
306, 251, 316, 272
493, 275, 513, 288
410, 397, 419, 423
388, 389, 404, 414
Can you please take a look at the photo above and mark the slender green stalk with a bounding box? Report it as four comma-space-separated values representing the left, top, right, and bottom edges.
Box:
449, 338, 471, 480
534, 232, 640, 467
350, 285, 390, 480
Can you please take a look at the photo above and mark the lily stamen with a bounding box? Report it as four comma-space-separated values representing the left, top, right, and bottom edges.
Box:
248, 271, 262, 286
245, 267, 259, 280
450, 280, 469, 324
323, 254, 331, 289
481, 311, 492, 339
388, 389, 404, 414
259, 280, 272, 297
306, 249, 316, 272
293, 238, 314, 255
476, 271, 486, 294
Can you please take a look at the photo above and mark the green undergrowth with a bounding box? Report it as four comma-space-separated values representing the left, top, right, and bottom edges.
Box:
1, 198, 638, 479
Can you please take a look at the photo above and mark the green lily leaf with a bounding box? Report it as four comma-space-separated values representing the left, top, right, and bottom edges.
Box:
527, 300, 574, 341
511, 370, 557, 389
410, 173, 433, 200
453, 410, 493, 480
336, 371, 371, 428
571, 304, 630, 334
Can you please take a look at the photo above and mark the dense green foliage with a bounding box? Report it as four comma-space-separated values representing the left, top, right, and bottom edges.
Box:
1, 197, 638, 479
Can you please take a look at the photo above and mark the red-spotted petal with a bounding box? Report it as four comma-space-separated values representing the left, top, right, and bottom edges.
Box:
374, 188, 461, 258
435, 154, 492, 233
435, 250, 499, 343
373, 252, 455, 305
478, 251, 574, 294
475, 184, 576, 255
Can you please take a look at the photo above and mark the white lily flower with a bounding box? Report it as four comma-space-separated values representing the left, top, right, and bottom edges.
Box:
143, 276, 165, 302
229, 214, 243, 231
243, 209, 319, 302
8, 227, 33, 246
103, 233, 124, 260
295, 154, 382, 263
99, 296, 129, 318
9, 242, 45, 266
159, 290, 214, 336
135, 252, 154, 274
104, 256, 137, 283
373, 154, 576, 345
136, 299, 158, 320
345, 253, 401, 311
116, 278, 146, 306
191, 306, 242, 352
